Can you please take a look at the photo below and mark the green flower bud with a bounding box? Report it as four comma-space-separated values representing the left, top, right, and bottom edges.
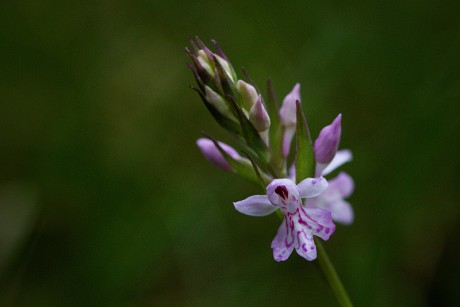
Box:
237, 80, 258, 111
205, 86, 237, 122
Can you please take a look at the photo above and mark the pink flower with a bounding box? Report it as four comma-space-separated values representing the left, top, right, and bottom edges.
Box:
233, 177, 335, 261
290, 150, 355, 224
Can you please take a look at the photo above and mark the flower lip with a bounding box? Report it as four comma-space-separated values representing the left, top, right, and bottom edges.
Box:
233, 176, 334, 261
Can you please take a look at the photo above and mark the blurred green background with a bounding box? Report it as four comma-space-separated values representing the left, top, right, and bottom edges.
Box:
1, 0, 459, 305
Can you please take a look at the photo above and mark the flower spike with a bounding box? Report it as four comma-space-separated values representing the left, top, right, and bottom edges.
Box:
187, 38, 354, 269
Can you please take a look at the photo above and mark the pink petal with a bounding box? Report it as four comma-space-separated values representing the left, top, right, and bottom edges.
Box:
329, 172, 354, 198
282, 126, 296, 157
295, 229, 317, 261
271, 218, 295, 262
321, 149, 353, 176
297, 177, 328, 198
300, 207, 336, 241
279, 83, 301, 127
233, 195, 277, 216
330, 199, 354, 225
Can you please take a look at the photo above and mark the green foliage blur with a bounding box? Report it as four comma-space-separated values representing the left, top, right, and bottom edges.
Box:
1, 0, 459, 305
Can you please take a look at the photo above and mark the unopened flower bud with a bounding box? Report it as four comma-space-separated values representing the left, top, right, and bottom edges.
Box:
205, 86, 237, 122
197, 50, 214, 76
249, 96, 271, 131
215, 54, 236, 83
314, 114, 342, 164
249, 96, 271, 145
279, 83, 301, 127
196, 138, 240, 172
237, 80, 258, 110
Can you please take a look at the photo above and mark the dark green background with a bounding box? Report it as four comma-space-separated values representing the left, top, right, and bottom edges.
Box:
1, 0, 459, 305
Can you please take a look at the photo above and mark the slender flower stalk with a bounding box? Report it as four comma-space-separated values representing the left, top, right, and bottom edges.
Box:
186, 37, 354, 306
315, 238, 353, 307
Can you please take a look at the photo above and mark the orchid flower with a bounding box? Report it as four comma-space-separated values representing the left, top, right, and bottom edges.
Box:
305, 171, 354, 225
289, 115, 355, 225
310, 148, 354, 224
290, 149, 355, 225
234, 177, 335, 261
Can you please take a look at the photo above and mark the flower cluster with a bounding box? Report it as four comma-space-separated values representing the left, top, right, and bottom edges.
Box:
187, 37, 354, 262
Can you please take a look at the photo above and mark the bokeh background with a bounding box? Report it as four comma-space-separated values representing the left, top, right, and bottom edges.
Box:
1, 0, 459, 305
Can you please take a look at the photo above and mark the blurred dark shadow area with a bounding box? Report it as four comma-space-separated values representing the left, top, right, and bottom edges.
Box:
1, 0, 459, 305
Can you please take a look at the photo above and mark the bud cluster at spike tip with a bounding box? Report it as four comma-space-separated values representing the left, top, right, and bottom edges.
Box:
186, 38, 356, 262
186, 37, 272, 159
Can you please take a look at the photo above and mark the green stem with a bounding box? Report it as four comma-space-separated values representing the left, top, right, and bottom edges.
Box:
314, 238, 353, 307
275, 213, 353, 306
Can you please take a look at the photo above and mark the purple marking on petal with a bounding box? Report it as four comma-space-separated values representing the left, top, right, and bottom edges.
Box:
275, 185, 289, 200
272, 217, 295, 261
294, 227, 317, 261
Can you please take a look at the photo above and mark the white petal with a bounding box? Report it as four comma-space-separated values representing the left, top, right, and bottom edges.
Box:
321, 149, 353, 176
271, 218, 295, 262
297, 177, 328, 198
233, 195, 277, 216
